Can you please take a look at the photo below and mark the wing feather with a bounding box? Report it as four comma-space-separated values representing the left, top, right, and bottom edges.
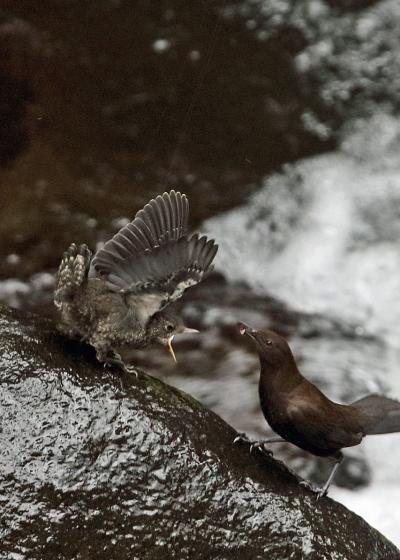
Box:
162, 192, 173, 240
89, 190, 217, 324
203, 239, 219, 270
170, 191, 178, 236
103, 234, 217, 299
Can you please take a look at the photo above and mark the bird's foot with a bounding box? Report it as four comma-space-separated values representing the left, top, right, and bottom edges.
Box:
316, 488, 328, 500
299, 480, 327, 499
233, 434, 274, 456
250, 442, 273, 456
102, 354, 139, 378
233, 432, 251, 445
122, 364, 140, 378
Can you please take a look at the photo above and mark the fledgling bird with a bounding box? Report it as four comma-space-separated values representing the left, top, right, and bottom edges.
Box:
54, 190, 218, 374
236, 323, 400, 498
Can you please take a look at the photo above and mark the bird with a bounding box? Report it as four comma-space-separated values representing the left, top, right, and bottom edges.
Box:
235, 322, 400, 498
54, 190, 218, 374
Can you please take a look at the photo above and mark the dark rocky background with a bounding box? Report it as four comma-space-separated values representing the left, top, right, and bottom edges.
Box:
0, 0, 358, 283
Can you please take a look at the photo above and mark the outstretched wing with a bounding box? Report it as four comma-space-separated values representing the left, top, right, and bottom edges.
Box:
91, 190, 189, 272
89, 190, 218, 320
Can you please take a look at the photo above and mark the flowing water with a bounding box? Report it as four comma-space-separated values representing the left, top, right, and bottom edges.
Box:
203, 113, 400, 546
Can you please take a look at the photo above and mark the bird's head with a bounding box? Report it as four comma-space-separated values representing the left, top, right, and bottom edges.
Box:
238, 322, 294, 369
147, 312, 199, 362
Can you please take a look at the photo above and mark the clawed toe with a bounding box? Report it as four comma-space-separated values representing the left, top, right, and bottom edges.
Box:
299, 480, 316, 491
233, 433, 250, 445
123, 364, 139, 378
250, 442, 273, 456
299, 480, 327, 499
101, 353, 139, 378
233, 434, 273, 456
250, 442, 262, 453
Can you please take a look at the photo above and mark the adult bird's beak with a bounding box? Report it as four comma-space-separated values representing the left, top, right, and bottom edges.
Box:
237, 322, 259, 341
166, 335, 177, 363
238, 322, 254, 336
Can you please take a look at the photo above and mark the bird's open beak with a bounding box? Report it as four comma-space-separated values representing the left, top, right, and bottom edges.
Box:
237, 322, 257, 338
166, 335, 177, 363
164, 328, 199, 363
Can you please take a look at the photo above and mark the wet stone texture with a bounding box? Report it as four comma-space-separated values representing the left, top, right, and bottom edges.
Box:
0, 305, 398, 559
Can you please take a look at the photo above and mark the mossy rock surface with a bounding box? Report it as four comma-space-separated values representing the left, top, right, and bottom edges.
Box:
0, 305, 398, 559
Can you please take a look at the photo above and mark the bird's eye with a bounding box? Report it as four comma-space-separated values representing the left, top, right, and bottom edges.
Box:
166, 324, 174, 332
266, 339, 273, 346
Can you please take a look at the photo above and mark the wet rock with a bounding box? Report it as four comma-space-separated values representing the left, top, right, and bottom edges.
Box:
0, 305, 398, 559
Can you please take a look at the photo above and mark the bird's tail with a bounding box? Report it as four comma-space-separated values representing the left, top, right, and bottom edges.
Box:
54, 243, 92, 308
352, 394, 400, 435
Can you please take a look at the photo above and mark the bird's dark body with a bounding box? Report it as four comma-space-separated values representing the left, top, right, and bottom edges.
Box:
238, 324, 400, 495
258, 374, 363, 457
54, 191, 218, 367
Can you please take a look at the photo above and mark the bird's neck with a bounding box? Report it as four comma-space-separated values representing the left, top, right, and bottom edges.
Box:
259, 355, 302, 393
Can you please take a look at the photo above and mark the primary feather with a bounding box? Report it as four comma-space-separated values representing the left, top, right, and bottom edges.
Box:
89, 190, 217, 324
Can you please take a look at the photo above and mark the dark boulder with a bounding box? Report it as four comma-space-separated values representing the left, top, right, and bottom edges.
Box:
0, 304, 398, 559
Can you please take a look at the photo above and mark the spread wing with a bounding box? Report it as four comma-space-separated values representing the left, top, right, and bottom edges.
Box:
89, 190, 218, 322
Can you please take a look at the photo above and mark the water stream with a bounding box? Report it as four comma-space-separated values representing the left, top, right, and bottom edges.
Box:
204, 113, 400, 546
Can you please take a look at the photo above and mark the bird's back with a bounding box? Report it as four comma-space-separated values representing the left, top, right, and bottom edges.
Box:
260, 374, 364, 457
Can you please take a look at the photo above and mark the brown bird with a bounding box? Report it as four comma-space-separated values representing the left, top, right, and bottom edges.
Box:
54, 190, 218, 374
236, 323, 400, 497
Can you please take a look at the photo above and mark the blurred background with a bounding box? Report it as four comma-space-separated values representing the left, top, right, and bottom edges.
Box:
2, 0, 400, 546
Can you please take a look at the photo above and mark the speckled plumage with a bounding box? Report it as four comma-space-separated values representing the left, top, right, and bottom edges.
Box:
54, 191, 218, 370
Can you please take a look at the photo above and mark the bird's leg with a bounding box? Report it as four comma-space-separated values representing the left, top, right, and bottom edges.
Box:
317, 452, 344, 499
300, 452, 344, 499
96, 347, 139, 378
234, 433, 286, 456
107, 353, 139, 378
